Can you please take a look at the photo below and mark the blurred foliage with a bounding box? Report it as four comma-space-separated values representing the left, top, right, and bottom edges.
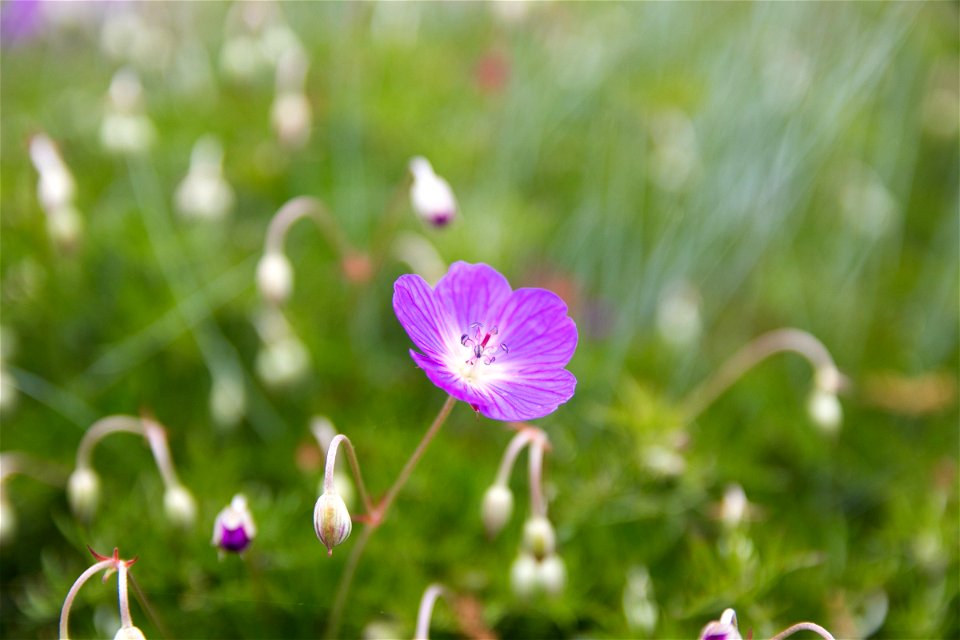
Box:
1, 2, 957, 639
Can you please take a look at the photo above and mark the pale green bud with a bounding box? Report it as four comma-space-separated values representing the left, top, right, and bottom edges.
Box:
314, 491, 352, 556
164, 484, 197, 529
522, 517, 556, 561
68, 467, 101, 521
256, 251, 293, 305
481, 484, 513, 538
537, 554, 567, 596
510, 553, 538, 599
114, 625, 147, 640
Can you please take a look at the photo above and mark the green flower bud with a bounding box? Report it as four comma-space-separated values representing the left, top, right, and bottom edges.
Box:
314, 491, 351, 556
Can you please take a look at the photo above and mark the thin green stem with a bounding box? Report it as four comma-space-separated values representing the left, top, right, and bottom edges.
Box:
324, 395, 458, 639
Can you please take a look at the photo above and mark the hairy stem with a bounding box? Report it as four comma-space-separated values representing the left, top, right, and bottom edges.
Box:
324, 434, 374, 515
413, 583, 450, 640
769, 621, 836, 640
59, 559, 115, 639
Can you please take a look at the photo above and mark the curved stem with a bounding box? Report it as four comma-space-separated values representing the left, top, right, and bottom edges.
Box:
769, 621, 836, 640
324, 434, 374, 515
324, 395, 458, 639
141, 418, 180, 489
76, 415, 144, 469
681, 328, 841, 424
528, 439, 547, 518
414, 583, 450, 640
0, 452, 68, 486
59, 559, 115, 639
264, 196, 351, 259
493, 430, 536, 487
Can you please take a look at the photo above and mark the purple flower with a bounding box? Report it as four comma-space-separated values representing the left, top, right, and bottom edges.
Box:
393, 262, 577, 421
212, 494, 256, 554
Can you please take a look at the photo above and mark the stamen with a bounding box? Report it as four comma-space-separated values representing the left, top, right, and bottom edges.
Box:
461, 322, 507, 366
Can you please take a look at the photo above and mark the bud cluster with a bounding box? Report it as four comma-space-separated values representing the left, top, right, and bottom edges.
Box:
29, 134, 83, 251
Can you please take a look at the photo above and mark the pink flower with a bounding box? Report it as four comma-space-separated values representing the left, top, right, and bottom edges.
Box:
393, 262, 577, 421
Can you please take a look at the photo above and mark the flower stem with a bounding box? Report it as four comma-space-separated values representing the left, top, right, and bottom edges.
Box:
265, 195, 351, 261
493, 429, 536, 487
769, 621, 836, 640
324, 434, 375, 515
117, 564, 133, 629
528, 438, 547, 518
324, 394, 458, 639
680, 328, 842, 424
413, 583, 450, 640
59, 559, 115, 639
76, 415, 145, 469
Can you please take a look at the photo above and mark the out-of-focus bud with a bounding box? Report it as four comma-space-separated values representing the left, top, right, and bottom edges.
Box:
68, 467, 101, 521
212, 493, 257, 554
510, 552, 538, 599
46, 205, 84, 252
481, 484, 513, 538
164, 484, 197, 529
0, 490, 15, 545
175, 136, 235, 221
537, 554, 566, 596
100, 69, 156, 156
623, 565, 658, 634
807, 387, 842, 434
271, 92, 311, 149
29, 134, 76, 211
256, 334, 310, 388
210, 373, 246, 431
114, 625, 147, 640
720, 483, 748, 529
698, 608, 743, 640
655, 280, 702, 349
522, 516, 556, 561
256, 251, 294, 305
314, 491, 352, 556
409, 156, 457, 227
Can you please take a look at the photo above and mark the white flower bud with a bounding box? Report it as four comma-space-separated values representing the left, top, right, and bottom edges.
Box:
255, 335, 310, 388
209, 374, 246, 431
481, 484, 513, 538
164, 484, 197, 529
536, 554, 567, 596
314, 491, 352, 556
409, 156, 457, 227
256, 251, 294, 305
807, 387, 842, 434
271, 92, 312, 149
68, 467, 101, 521
522, 516, 556, 561
0, 493, 16, 545
510, 553, 538, 599
114, 625, 147, 640
720, 483, 748, 528
175, 166, 235, 221
46, 205, 84, 251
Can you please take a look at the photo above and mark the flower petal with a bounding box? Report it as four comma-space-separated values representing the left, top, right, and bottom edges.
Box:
494, 288, 578, 371
477, 368, 577, 421
435, 262, 513, 336
393, 274, 454, 358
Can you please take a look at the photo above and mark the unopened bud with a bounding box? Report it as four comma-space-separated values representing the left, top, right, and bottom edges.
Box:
271, 92, 312, 149
256, 251, 294, 304
212, 493, 257, 554
481, 484, 513, 538
537, 554, 567, 596
522, 516, 555, 561
698, 608, 742, 640
510, 552, 538, 599
68, 467, 101, 521
210, 375, 246, 430
314, 491, 352, 556
409, 156, 457, 227
164, 484, 197, 528
46, 205, 83, 251
807, 387, 842, 434
255, 335, 310, 388
114, 626, 147, 640
0, 493, 16, 545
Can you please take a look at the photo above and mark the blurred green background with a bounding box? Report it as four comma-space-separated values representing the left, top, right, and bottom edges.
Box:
1, 2, 957, 638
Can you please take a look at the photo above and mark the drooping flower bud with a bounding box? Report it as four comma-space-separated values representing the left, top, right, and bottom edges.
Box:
212, 494, 257, 554
481, 484, 513, 538
164, 484, 197, 529
699, 608, 743, 640
314, 491, 352, 556
537, 554, 567, 596
807, 387, 842, 434
409, 156, 457, 227
175, 136, 235, 221
209, 373, 246, 431
510, 552, 538, 599
67, 467, 101, 521
256, 251, 294, 305
255, 334, 310, 388
522, 516, 556, 561
114, 625, 147, 640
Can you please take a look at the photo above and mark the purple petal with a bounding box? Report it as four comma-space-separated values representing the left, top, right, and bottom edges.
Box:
478, 369, 577, 421
493, 288, 578, 370
393, 273, 456, 358
434, 262, 513, 336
